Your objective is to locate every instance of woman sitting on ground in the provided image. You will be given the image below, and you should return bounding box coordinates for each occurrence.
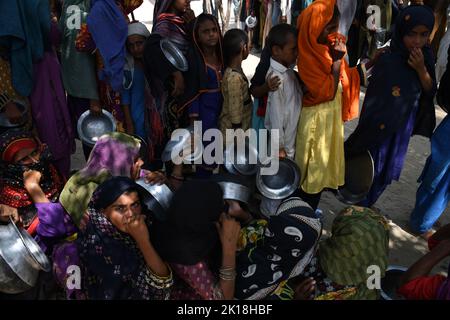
[398,223,450,300]
[77,176,173,300]
[0,130,64,234]
[295,206,390,300]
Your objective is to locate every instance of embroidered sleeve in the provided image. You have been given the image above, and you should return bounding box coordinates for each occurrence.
[135,263,173,300]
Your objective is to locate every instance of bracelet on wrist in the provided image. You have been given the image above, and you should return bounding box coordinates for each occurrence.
[219,266,236,281]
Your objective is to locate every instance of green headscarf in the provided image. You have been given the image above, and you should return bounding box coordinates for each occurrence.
[319,206,390,300]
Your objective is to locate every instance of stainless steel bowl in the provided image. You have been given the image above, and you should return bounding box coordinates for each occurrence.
[223,140,259,176]
[160,38,188,72]
[217,182,251,204]
[380,266,408,300]
[0,219,51,294]
[77,110,117,147]
[335,150,374,205]
[245,15,258,29]
[135,179,174,221]
[0,101,28,128]
[161,126,203,163]
[256,157,300,200]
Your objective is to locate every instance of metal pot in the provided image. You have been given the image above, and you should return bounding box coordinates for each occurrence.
[335,150,374,205]
[77,110,117,147]
[256,157,300,200]
[217,182,251,204]
[380,266,408,300]
[160,38,188,72]
[223,140,259,176]
[135,179,174,221]
[0,218,51,294]
[161,126,203,163]
[0,100,28,129]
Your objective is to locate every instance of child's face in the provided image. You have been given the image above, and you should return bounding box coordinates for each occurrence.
[273,34,298,67]
[127,35,146,59]
[403,25,430,52]
[197,19,219,49]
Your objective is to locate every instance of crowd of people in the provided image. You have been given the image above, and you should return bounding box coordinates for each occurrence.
[0,0,449,300]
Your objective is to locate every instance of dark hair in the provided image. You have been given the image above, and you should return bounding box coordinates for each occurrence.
[194,13,220,40]
[193,13,223,62]
[267,24,297,51]
[223,29,248,66]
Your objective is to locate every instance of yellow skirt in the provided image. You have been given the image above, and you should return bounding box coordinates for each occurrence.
[295,90,345,194]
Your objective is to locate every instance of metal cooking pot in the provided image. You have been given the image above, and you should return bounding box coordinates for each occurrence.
[144,34,188,83]
[223,140,259,176]
[0,100,28,129]
[335,150,374,205]
[380,266,408,300]
[217,182,251,204]
[0,218,51,294]
[160,38,188,72]
[256,157,300,200]
[161,126,203,163]
[77,110,116,147]
[135,179,174,221]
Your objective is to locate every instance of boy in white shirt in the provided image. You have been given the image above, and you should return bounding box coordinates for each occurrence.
[264,23,302,160]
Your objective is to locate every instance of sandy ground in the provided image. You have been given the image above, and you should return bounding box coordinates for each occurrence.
[71,1,450,275]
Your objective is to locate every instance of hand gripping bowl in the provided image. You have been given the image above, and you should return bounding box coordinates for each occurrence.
[0,217,51,294]
[160,38,188,72]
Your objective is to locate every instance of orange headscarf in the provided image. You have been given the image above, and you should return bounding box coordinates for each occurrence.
[297,0,360,121]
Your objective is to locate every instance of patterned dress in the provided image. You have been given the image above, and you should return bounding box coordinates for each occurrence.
[77,209,173,300]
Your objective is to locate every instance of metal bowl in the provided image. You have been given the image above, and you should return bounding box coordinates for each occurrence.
[217,182,251,204]
[223,140,259,176]
[161,126,203,163]
[0,101,28,129]
[245,15,258,29]
[380,266,408,300]
[256,157,300,200]
[135,179,174,221]
[77,110,117,147]
[335,150,374,205]
[160,38,188,72]
[0,218,51,294]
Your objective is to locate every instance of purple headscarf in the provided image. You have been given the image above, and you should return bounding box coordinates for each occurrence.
[59,132,141,227]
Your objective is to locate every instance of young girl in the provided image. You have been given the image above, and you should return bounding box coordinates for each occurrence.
[178,14,224,178]
[151,0,196,135]
[295,0,361,210]
[345,5,437,208]
[219,29,252,138]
